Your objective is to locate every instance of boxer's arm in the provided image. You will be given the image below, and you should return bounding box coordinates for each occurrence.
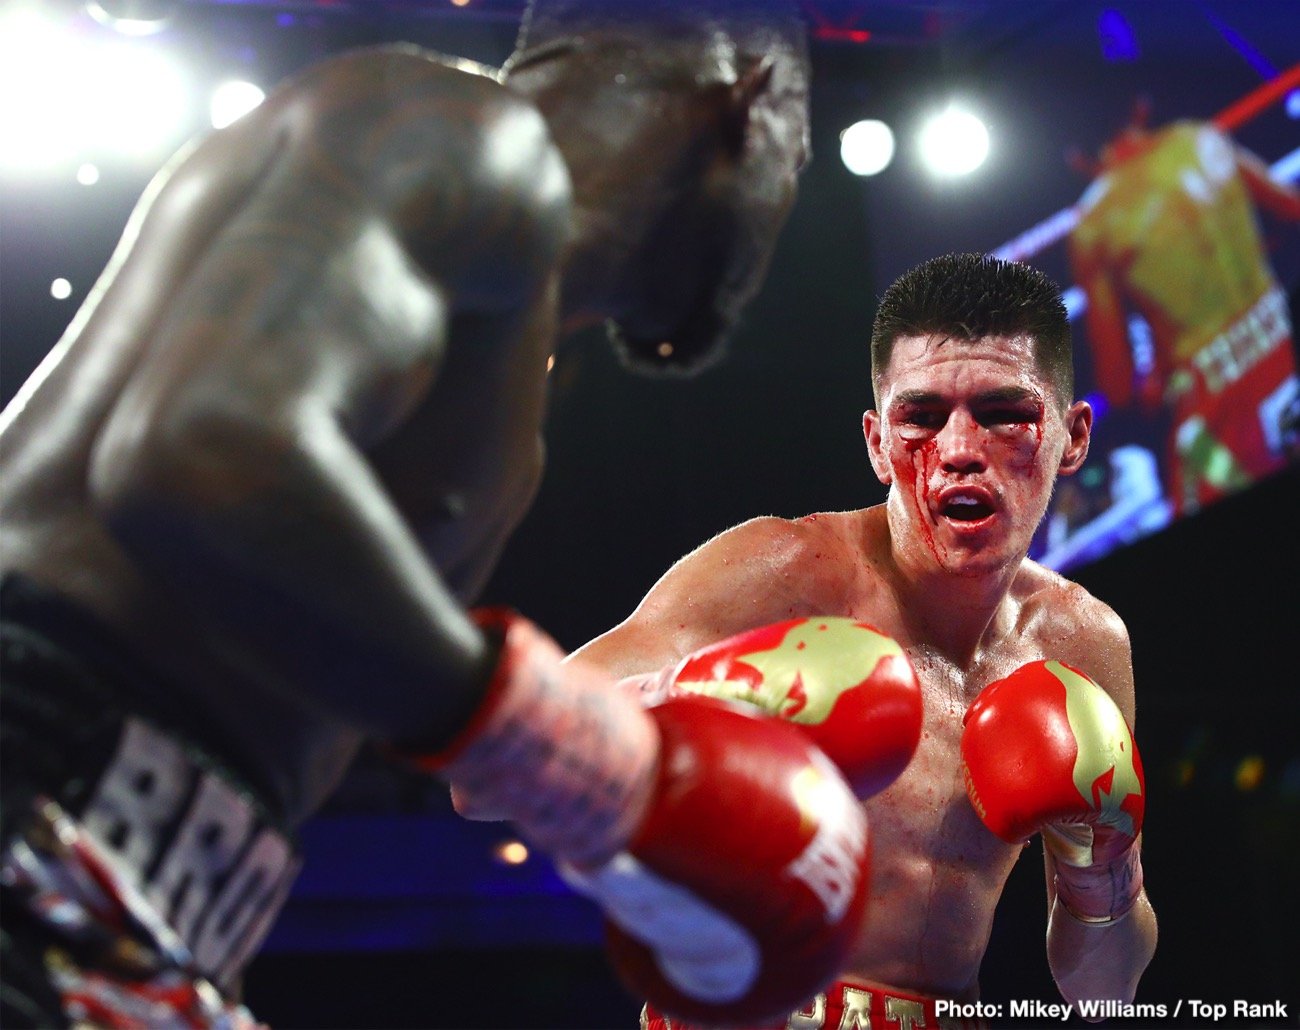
[571,515,826,681]
[1045,847,1157,1016]
[86,49,568,742]
[1042,605,1157,1012]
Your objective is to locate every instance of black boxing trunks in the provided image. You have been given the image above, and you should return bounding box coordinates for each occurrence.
[642,977,990,1030]
[0,575,298,1028]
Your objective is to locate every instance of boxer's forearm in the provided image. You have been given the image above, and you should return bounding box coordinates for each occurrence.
[91,399,491,739]
[1047,889,1157,1016]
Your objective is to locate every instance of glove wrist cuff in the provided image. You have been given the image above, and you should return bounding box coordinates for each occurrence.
[405,608,658,865]
[1057,893,1136,926]
[1053,843,1143,922]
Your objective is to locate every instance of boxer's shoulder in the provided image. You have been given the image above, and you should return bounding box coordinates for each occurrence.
[628,513,869,643]
[259,45,572,298]
[284,44,517,121]
[1015,560,1124,638]
[702,510,870,580]
[1013,560,1134,709]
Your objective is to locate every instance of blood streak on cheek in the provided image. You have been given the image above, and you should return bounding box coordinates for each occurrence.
[905,439,943,564]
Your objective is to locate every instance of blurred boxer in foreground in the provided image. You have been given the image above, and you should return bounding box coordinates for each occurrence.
[0,2,872,1026]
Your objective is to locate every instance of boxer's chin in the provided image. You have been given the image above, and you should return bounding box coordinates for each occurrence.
[605,304,736,378]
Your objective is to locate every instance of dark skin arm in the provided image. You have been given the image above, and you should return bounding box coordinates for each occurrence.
[85,47,570,743]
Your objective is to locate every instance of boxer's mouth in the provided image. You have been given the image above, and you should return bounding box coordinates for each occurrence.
[936,487,996,524]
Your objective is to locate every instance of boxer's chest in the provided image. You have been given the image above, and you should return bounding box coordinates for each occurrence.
[866,639,1047,861]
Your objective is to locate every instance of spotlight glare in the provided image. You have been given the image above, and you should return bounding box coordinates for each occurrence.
[51,278,73,300]
[839,119,895,177]
[0,21,191,170]
[0,11,80,170]
[918,105,990,178]
[85,1,175,36]
[77,163,101,185]
[96,44,191,155]
[494,840,529,865]
[210,79,266,129]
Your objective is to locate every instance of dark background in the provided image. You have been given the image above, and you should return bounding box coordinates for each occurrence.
[2,1,1297,1026]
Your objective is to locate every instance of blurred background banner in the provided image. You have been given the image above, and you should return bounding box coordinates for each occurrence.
[2,2,1296,1025]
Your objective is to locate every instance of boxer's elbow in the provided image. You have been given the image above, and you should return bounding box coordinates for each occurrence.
[89,395,297,564]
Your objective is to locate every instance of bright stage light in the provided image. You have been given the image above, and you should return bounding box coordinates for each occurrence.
[51,278,73,300]
[917,105,990,178]
[85,0,176,37]
[839,119,895,177]
[97,45,191,156]
[0,12,191,173]
[0,10,76,170]
[210,80,266,129]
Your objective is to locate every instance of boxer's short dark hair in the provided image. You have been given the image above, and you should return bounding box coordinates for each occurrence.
[871,253,1073,406]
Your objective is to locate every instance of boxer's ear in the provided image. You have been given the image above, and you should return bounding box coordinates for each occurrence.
[718,55,774,155]
[864,410,892,486]
[731,55,775,110]
[1057,400,1092,477]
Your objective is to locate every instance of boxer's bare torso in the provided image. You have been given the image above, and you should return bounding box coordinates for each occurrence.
[573,505,1133,999]
[2,22,811,829]
[0,50,566,822]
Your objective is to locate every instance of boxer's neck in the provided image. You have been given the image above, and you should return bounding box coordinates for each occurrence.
[881,502,1022,666]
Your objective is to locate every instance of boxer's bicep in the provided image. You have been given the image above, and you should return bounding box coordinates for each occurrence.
[1079,603,1137,728]
[1051,587,1137,727]
[572,517,811,678]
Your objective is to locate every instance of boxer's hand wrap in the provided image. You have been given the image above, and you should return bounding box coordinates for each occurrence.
[563,697,872,1027]
[961,660,1146,922]
[621,617,923,799]
[398,609,658,868]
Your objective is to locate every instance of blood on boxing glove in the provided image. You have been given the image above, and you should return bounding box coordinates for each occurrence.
[961,660,1146,920]
[561,697,872,1027]
[624,617,923,799]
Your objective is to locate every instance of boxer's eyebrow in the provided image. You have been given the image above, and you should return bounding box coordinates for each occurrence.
[971,386,1039,407]
[890,389,944,409]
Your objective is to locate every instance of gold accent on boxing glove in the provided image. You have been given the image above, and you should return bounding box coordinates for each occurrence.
[1050,661,1142,844]
[676,619,905,725]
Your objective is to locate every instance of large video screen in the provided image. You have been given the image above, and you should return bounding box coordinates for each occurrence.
[996,75,1300,571]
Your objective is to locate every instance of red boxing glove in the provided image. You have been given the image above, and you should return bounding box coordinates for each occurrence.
[562,697,871,1027]
[625,617,922,798]
[400,612,871,1024]
[961,660,1146,921]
